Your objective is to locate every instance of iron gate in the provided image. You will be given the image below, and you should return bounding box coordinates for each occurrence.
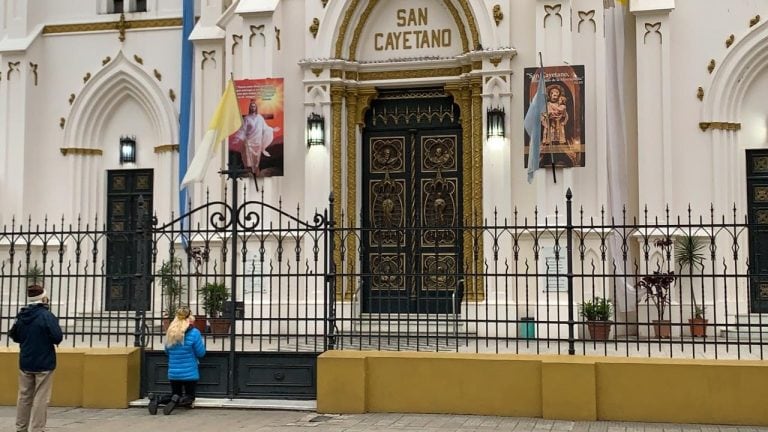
[138,174,334,400]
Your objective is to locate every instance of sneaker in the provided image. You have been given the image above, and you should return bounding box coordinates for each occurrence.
[147,393,158,415]
[179,395,195,408]
[163,394,180,415]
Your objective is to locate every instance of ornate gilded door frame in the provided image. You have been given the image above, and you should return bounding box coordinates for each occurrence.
[330,75,485,302]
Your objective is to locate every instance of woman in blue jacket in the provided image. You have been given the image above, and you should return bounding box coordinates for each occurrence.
[148,306,205,415]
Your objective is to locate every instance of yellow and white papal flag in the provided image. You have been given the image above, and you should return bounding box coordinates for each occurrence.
[181,80,242,188]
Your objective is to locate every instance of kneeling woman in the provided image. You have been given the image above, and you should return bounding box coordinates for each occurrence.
[149,306,206,415]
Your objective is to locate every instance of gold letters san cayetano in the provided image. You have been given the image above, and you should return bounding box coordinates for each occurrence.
[374,8,452,51]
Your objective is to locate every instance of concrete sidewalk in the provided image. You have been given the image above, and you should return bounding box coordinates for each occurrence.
[1,406,766,432]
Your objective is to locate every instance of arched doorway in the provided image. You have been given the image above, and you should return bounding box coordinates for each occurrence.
[361,87,463,313]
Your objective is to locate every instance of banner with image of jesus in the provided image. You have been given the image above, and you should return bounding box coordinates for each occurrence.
[228,78,284,177]
[523,65,585,169]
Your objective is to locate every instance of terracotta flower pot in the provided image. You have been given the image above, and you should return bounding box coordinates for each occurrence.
[192,315,208,333]
[586,321,612,340]
[652,319,672,338]
[209,318,231,335]
[688,318,708,337]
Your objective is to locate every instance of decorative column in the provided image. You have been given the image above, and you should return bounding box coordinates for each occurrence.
[631,0,675,218]
[534,0,574,218]
[0,51,30,221]
[236,0,280,206]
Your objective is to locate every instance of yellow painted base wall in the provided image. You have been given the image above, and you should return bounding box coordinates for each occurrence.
[0,347,141,408]
[318,351,768,426]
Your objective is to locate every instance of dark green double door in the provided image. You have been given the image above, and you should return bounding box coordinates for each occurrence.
[747,150,768,313]
[361,88,463,314]
[105,169,153,311]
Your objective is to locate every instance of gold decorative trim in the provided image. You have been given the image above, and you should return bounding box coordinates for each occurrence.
[357,67,464,81]
[118,13,127,41]
[330,69,343,79]
[59,118,66,129]
[153,69,162,81]
[349,0,380,61]
[707,59,715,74]
[699,122,741,132]
[442,0,470,53]
[334,0,361,58]
[60,147,103,156]
[83,72,91,83]
[330,84,344,300]
[69,93,75,105]
[311,67,323,77]
[345,89,359,299]
[750,15,760,27]
[154,144,179,153]
[102,56,111,66]
[309,18,320,39]
[169,89,176,102]
[489,57,502,67]
[43,17,182,35]
[492,4,503,26]
[133,54,144,65]
[696,87,704,101]
[725,34,735,48]
[470,76,484,301]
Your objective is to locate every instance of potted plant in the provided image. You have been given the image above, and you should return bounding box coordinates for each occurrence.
[157,258,185,330]
[638,269,675,338]
[675,234,708,337]
[201,281,230,334]
[689,306,707,337]
[580,297,613,340]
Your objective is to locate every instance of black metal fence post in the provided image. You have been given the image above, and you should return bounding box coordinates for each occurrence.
[566,189,575,355]
[134,196,149,348]
[326,193,337,350]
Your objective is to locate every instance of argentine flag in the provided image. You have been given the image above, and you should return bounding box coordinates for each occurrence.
[524,66,547,184]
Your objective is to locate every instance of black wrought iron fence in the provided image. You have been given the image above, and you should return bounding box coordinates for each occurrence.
[1,189,767,359]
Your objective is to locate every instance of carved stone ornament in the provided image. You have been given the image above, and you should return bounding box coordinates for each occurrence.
[133,54,144,65]
[102,56,111,66]
[707,59,715,74]
[311,67,323,77]
[7,61,20,80]
[577,10,596,33]
[169,89,176,102]
[117,13,127,42]
[59,118,66,129]
[489,57,502,67]
[69,93,76,105]
[275,27,281,50]
[492,5,503,26]
[321,0,328,7]
[309,18,320,39]
[83,72,92,83]
[750,15,761,27]
[725,34,735,48]
[231,34,242,55]
[201,50,216,69]
[696,87,704,101]
[154,69,162,81]
[29,62,38,86]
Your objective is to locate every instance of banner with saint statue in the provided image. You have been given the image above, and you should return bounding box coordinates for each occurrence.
[523,65,585,169]
[228,78,284,177]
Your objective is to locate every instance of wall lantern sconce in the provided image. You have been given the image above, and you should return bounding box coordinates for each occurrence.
[306,113,325,147]
[487,107,506,139]
[119,135,137,164]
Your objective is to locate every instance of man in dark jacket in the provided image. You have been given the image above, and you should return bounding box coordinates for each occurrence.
[9,284,63,432]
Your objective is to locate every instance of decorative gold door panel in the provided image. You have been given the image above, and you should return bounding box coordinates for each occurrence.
[361,88,462,313]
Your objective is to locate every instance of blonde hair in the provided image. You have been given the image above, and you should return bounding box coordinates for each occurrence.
[165,306,194,346]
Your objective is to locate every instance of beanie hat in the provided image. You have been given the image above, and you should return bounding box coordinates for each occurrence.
[27,284,47,303]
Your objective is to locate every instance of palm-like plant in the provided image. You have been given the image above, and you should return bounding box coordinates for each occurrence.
[675,234,706,316]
